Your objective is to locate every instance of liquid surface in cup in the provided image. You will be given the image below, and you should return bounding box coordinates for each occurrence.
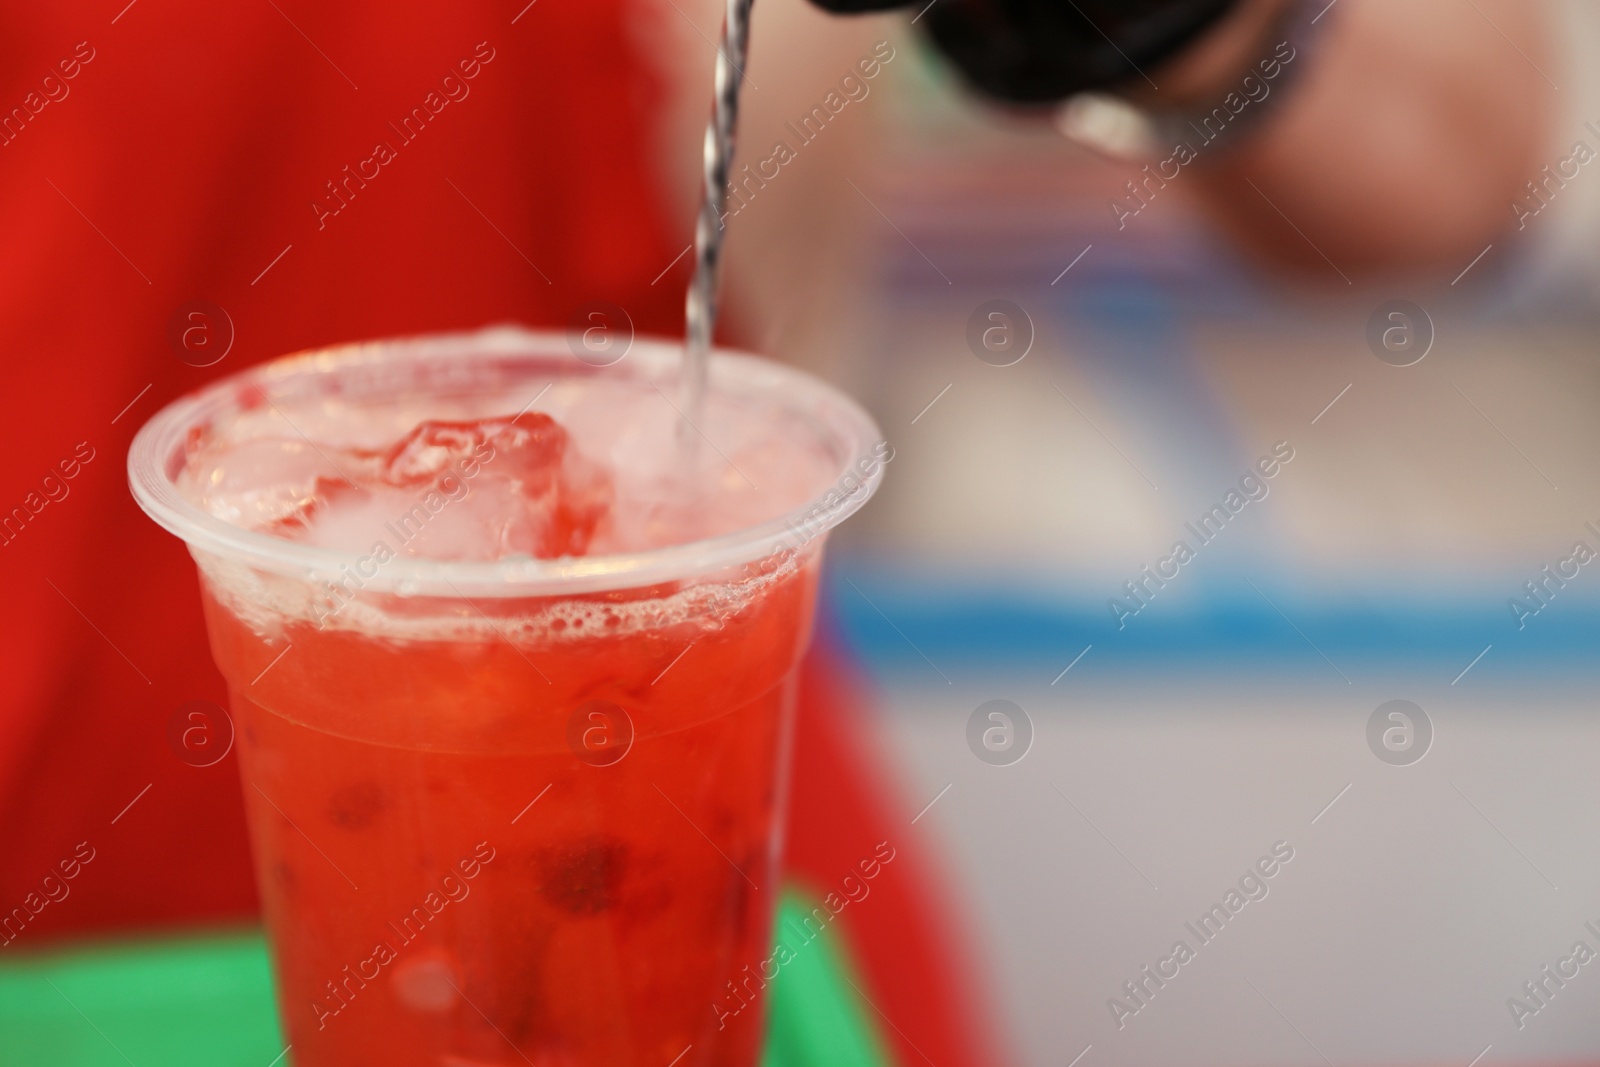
[183,376,841,1066]
[181,373,835,563]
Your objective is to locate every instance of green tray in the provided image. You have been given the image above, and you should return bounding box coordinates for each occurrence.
[0,892,888,1067]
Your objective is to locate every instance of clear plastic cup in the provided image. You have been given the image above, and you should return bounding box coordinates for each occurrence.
[127,326,884,1066]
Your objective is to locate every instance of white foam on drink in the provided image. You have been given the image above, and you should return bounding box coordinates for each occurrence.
[190,536,817,646]
[178,373,838,640]
[183,376,834,558]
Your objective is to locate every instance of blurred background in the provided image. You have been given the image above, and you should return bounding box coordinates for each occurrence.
[4,0,1600,1064]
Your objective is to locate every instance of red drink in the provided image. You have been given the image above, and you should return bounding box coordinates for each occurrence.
[205,556,814,1065]
[129,330,884,1066]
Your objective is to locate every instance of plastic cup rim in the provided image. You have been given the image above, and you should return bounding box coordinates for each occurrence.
[126,325,886,598]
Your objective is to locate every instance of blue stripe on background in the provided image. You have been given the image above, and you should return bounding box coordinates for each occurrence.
[822,556,1600,682]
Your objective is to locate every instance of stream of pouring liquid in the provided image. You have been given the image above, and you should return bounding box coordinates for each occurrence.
[679,0,756,454]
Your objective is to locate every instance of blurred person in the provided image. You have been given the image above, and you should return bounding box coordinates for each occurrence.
[1134,0,1556,281]
[816,0,1562,284]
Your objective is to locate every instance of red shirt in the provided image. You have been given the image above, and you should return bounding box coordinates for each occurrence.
[0,0,682,927]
